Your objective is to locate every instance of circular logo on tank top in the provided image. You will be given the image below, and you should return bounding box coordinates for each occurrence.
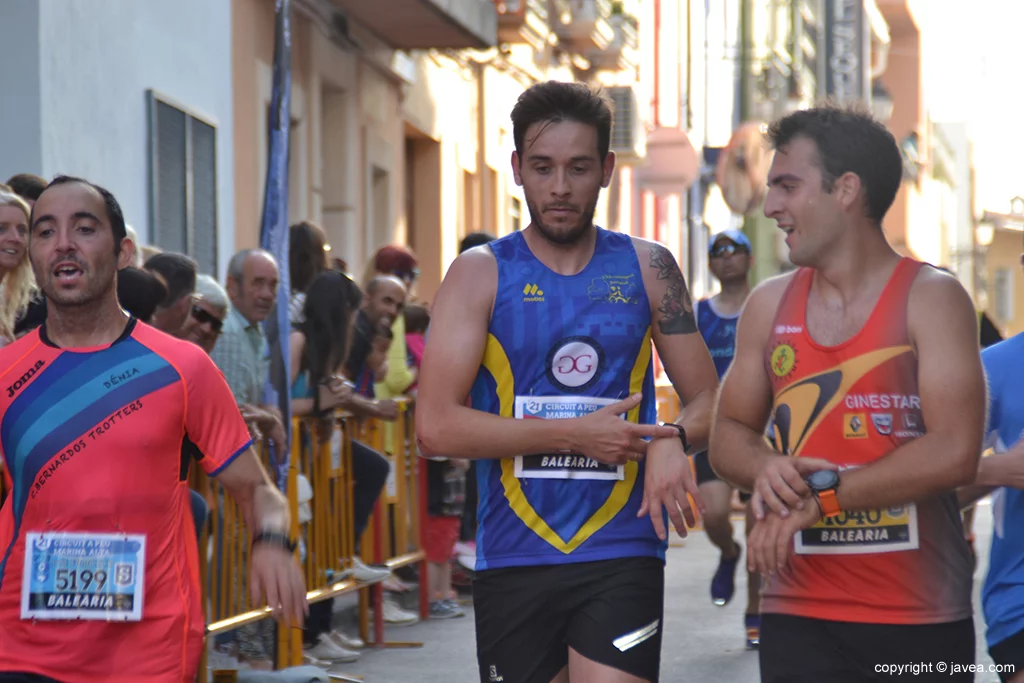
[770,342,797,378]
[547,336,605,392]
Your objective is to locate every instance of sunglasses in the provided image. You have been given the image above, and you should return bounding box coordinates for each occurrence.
[710,242,749,259]
[191,305,223,333]
[394,268,420,282]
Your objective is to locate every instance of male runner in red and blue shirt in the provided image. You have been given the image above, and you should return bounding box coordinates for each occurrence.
[0,176,306,683]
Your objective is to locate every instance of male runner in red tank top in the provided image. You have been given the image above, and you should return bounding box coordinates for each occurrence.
[709,106,986,682]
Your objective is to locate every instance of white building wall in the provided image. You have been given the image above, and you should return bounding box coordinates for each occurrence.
[8,0,236,277]
[935,121,974,297]
[0,0,43,179]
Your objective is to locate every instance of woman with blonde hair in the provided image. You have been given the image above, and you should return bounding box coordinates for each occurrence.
[0,188,37,344]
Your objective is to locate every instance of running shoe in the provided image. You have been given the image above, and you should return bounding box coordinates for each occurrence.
[745,613,761,650]
[711,542,741,606]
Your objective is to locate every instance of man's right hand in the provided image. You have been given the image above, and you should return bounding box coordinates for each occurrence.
[750,456,839,520]
[574,394,680,466]
[375,399,400,422]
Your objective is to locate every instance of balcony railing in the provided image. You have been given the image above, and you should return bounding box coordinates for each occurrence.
[587,11,638,70]
[493,0,550,46]
[551,0,615,54]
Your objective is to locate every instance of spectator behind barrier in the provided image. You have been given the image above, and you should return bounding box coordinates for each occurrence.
[124,225,145,268]
[364,245,418,404]
[403,303,430,395]
[5,172,47,207]
[289,220,330,325]
[289,271,404,656]
[0,188,38,344]
[181,274,229,354]
[207,248,286,669]
[145,251,198,336]
[116,266,168,323]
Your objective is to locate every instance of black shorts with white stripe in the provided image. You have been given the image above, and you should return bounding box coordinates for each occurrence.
[473,556,664,683]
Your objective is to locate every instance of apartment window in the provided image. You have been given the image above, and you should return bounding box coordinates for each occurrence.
[994,268,1014,324]
[510,197,522,232]
[148,91,218,275]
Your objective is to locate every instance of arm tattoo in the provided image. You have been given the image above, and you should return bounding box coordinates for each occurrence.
[648,244,698,335]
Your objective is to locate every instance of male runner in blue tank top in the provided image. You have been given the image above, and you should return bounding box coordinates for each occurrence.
[417,81,720,683]
[691,229,762,649]
[958,325,1024,682]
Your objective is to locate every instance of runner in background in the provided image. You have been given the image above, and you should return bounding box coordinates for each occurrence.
[691,228,762,649]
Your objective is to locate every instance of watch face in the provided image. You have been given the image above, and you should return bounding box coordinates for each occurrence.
[807,468,839,490]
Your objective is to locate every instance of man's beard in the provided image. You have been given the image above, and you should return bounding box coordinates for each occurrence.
[526,198,597,246]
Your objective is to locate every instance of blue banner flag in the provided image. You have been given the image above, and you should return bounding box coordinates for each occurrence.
[260,0,292,485]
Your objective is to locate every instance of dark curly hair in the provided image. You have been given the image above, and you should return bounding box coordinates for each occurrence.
[511,81,614,161]
[767,103,902,224]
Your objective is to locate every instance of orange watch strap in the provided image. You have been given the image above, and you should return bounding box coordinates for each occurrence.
[816,489,841,518]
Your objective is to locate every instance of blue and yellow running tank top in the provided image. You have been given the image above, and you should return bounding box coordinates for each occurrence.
[471,228,664,570]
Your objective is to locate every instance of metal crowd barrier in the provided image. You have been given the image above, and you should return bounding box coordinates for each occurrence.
[192,398,428,681]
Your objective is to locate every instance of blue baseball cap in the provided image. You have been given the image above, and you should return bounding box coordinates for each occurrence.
[708,229,752,255]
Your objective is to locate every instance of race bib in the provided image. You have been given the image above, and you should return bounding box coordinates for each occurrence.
[513,396,623,481]
[21,532,146,621]
[794,503,919,555]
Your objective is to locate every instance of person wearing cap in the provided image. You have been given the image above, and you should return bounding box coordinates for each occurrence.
[691,228,762,649]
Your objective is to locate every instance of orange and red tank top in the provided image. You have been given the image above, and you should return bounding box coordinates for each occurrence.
[762,258,972,625]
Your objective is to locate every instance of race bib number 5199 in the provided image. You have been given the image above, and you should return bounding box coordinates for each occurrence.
[21,532,145,621]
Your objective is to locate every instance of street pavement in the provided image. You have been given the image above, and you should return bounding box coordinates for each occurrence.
[329,499,1002,682]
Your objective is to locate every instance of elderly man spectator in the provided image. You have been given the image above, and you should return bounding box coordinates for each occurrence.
[145,252,198,335]
[210,248,286,447]
[182,274,228,354]
[208,249,285,669]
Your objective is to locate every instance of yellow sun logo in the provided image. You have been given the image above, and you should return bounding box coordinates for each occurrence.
[770,343,796,378]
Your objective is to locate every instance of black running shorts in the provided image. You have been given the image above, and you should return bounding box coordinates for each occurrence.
[474,557,664,683]
[989,628,1024,682]
[0,674,63,683]
[760,613,975,683]
[692,451,750,503]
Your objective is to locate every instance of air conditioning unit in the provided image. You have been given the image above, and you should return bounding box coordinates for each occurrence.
[606,86,645,162]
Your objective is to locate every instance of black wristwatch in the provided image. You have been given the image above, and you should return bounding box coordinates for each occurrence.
[658,422,690,453]
[252,530,297,554]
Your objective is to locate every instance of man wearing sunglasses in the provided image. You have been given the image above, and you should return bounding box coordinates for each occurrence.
[181,274,229,354]
[691,229,762,649]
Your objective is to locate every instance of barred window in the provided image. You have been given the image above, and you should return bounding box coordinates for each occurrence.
[148,91,218,275]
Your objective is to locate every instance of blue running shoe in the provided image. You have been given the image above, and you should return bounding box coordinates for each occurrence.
[710,542,741,606]
[745,613,761,650]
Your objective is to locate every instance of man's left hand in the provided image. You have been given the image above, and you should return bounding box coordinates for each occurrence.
[637,436,704,540]
[250,541,308,627]
[746,498,821,575]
